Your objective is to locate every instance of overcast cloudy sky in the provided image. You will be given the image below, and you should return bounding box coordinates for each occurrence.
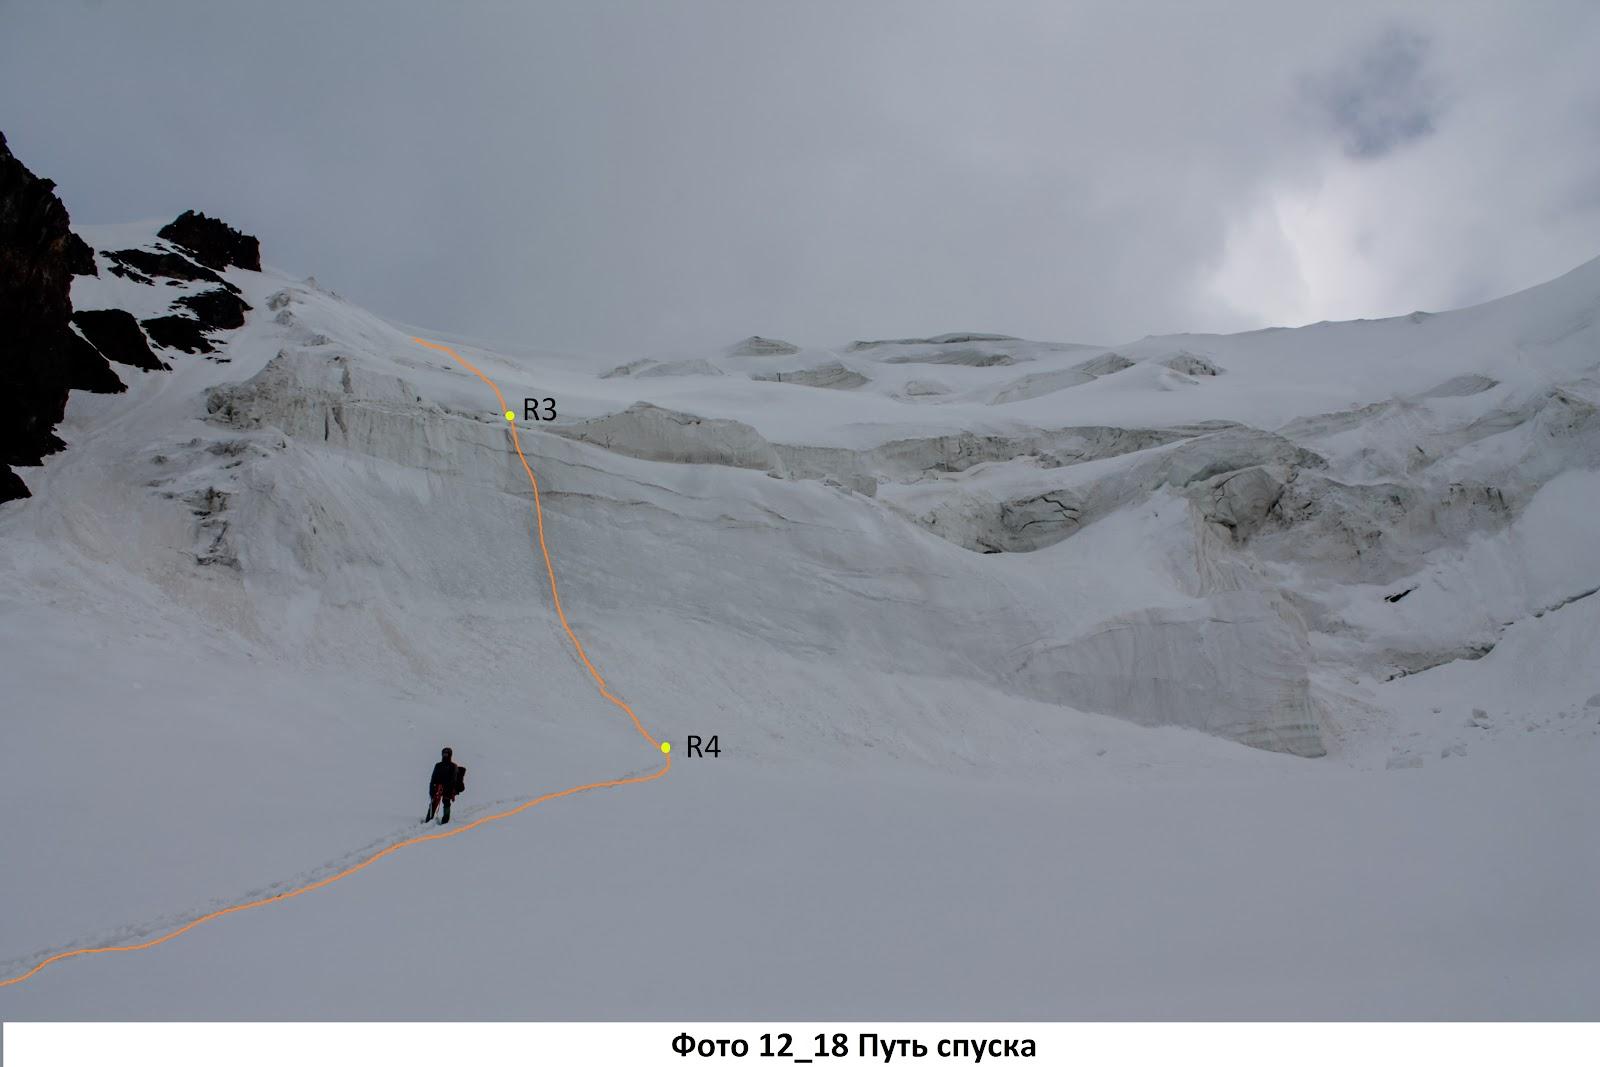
[4,1,1598,355]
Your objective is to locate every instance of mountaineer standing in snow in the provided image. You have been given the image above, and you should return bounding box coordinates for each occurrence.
[423,746,465,825]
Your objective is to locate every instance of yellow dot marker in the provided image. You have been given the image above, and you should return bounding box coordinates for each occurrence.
[504,410,516,421]
[660,741,671,754]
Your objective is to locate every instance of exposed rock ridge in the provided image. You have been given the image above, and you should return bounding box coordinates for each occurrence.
[0,130,262,502]
[1,130,121,502]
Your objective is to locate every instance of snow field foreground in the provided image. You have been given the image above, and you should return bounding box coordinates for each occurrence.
[2,228,1600,1016]
[6,748,1597,1019]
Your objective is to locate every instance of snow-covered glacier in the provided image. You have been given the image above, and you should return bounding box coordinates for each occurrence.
[3,217,1599,1018]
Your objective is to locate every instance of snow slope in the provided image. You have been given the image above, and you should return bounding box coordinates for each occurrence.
[2,229,1598,1019]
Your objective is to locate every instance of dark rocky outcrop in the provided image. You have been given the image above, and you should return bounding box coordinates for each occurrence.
[72,308,167,371]
[106,246,254,359]
[176,286,249,330]
[157,209,261,272]
[1,131,123,502]
[61,326,128,396]
[103,247,239,293]
[66,231,97,277]
[142,315,217,354]
[1,137,259,502]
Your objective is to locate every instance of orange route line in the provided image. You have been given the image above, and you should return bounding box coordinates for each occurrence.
[0,336,669,990]
[412,337,659,749]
